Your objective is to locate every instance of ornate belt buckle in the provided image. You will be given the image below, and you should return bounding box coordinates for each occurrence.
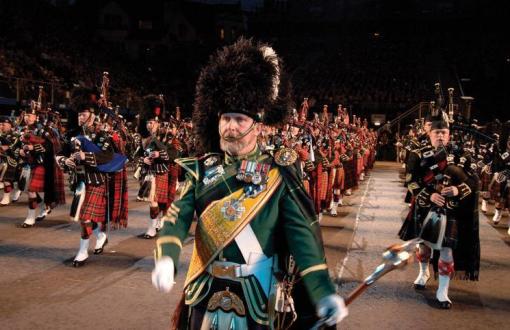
[207,287,246,316]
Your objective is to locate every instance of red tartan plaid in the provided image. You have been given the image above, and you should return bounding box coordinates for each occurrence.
[325,167,345,202]
[325,168,335,204]
[303,180,310,195]
[495,186,510,209]
[310,167,321,213]
[479,170,492,192]
[489,177,502,201]
[356,157,364,176]
[28,165,45,192]
[54,164,66,205]
[155,173,169,204]
[111,168,129,228]
[80,184,107,223]
[319,170,329,201]
[167,164,179,205]
[334,167,345,190]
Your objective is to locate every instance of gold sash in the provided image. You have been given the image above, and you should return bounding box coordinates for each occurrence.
[185,168,282,287]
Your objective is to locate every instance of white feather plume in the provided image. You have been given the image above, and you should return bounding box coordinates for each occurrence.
[260,45,280,101]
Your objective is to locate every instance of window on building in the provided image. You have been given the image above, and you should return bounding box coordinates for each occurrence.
[219,28,225,40]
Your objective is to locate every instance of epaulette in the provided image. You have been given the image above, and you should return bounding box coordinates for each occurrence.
[175,156,200,181]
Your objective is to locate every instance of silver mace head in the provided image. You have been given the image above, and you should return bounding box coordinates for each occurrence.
[364,238,420,285]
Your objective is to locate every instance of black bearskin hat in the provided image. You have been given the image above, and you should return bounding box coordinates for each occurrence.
[141,94,164,122]
[137,94,164,138]
[70,88,99,114]
[192,37,292,154]
[429,107,450,130]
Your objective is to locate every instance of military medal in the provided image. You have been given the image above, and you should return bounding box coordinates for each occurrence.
[203,165,225,185]
[252,163,263,185]
[236,160,247,181]
[244,184,266,198]
[244,161,256,183]
[221,199,245,221]
[204,155,219,167]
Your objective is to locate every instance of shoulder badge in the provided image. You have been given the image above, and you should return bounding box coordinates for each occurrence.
[175,156,200,181]
[274,147,298,166]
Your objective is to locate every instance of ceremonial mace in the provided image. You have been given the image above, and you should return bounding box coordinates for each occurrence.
[312,238,421,329]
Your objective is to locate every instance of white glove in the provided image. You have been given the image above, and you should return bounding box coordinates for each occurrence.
[316,294,348,326]
[151,256,175,293]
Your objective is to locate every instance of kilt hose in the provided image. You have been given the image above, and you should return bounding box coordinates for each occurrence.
[80,183,107,223]
[28,165,45,192]
[110,168,128,228]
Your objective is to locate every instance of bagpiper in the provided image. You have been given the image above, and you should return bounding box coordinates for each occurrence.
[0,115,18,206]
[57,89,126,267]
[136,95,172,239]
[399,106,480,309]
[18,88,65,228]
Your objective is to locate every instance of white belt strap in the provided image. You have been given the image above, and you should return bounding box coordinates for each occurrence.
[233,224,273,296]
[234,224,265,265]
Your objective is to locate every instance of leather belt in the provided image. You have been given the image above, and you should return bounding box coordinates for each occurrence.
[207,257,273,280]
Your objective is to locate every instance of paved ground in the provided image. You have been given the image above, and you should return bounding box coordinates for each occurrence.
[0,162,509,329]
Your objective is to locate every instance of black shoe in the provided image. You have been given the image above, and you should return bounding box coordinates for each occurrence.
[414,284,426,290]
[36,208,52,222]
[437,299,452,309]
[94,239,108,255]
[21,223,34,228]
[73,258,87,267]
[143,233,156,239]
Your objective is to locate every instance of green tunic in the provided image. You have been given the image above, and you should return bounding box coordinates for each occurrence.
[155,147,335,327]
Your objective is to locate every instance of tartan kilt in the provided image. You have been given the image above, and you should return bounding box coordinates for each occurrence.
[489,176,503,201]
[356,157,364,176]
[303,179,311,195]
[80,184,107,223]
[111,169,128,228]
[155,172,169,204]
[319,170,329,201]
[325,168,336,204]
[334,167,345,190]
[343,159,356,190]
[28,165,45,192]
[167,164,179,205]
[479,170,492,192]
